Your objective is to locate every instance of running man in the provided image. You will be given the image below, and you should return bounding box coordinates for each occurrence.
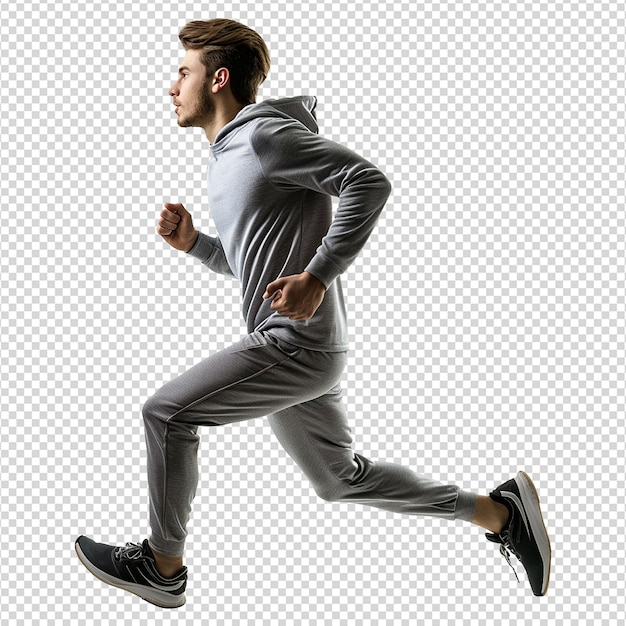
[75,18,551,606]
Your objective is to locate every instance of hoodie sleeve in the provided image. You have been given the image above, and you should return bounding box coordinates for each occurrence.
[250,120,392,288]
[186,231,235,277]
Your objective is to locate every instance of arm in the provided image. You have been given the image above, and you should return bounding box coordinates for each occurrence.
[157,203,235,277]
[186,231,235,277]
[255,120,392,320]
[252,121,392,289]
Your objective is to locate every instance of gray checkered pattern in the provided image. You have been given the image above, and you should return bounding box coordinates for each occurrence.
[1,1,624,624]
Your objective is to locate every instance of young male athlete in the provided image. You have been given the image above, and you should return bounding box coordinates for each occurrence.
[75,18,551,606]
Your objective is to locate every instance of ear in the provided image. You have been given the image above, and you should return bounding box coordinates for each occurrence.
[211,67,230,93]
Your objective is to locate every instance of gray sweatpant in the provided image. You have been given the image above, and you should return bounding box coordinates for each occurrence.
[142,331,478,557]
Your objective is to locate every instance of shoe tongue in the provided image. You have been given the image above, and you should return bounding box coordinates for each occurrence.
[142,539,155,559]
[485,532,502,543]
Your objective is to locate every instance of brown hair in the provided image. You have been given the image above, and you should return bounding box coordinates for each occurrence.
[178,19,270,105]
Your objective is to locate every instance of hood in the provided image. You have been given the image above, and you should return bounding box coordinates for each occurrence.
[213,95,319,144]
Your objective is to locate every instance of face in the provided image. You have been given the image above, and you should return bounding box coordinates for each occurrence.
[169,49,215,128]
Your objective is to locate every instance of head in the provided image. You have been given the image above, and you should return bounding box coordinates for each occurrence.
[169,19,270,132]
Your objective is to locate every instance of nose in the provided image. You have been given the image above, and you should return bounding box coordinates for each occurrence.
[169,81,179,97]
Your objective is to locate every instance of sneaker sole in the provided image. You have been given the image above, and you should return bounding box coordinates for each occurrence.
[515,471,551,596]
[74,542,186,608]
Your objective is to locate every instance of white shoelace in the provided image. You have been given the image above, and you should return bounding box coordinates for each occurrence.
[114,542,144,561]
[498,531,520,583]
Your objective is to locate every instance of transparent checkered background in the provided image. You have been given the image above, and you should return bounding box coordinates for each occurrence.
[1,1,624,624]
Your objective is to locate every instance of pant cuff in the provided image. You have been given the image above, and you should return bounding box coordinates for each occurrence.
[454,489,478,522]
[148,535,186,558]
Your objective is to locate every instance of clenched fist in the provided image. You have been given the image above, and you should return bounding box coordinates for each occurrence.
[263,272,326,321]
[157,203,199,252]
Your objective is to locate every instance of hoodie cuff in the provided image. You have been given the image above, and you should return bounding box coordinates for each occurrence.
[304,253,344,290]
[186,231,215,262]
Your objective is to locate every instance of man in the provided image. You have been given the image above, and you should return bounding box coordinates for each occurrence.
[75,18,551,607]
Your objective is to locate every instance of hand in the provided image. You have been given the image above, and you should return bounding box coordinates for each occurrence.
[157,203,199,252]
[263,272,326,321]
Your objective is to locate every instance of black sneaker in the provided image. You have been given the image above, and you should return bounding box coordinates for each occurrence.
[75,536,187,608]
[485,471,551,596]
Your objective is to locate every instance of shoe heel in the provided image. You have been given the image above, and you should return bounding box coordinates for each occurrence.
[516,471,551,596]
[519,471,540,503]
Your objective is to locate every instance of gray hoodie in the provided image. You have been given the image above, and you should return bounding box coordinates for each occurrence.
[187,95,392,352]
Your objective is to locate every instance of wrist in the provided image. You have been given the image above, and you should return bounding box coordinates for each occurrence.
[302,271,326,292]
[185,230,199,253]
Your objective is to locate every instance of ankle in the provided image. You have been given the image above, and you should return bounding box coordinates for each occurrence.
[152,550,184,578]
[491,500,510,534]
[471,495,510,534]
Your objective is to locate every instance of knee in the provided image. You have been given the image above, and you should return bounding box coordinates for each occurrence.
[312,481,342,503]
[310,456,371,503]
[141,390,167,425]
[310,471,356,503]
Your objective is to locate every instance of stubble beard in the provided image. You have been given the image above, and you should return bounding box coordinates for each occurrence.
[178,83,215,129]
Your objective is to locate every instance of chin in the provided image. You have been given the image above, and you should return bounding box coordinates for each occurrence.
[178,113,200,128]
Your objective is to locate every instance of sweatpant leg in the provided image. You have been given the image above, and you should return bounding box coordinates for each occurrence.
[141,331,345,557]
[268,380,478,521]
[143,330,477,557]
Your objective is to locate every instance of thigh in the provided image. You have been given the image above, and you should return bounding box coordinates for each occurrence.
[146,332,345,427]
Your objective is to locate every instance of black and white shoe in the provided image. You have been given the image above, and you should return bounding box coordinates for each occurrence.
[485,471,551,596]
[75,536,187,608]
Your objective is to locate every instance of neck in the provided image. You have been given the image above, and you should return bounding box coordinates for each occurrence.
[204,101,248,143]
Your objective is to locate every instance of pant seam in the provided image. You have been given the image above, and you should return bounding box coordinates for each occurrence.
[161,421,170,547]
[165,355,288,425]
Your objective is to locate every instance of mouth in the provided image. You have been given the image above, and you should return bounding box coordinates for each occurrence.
[175,106,180,114]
